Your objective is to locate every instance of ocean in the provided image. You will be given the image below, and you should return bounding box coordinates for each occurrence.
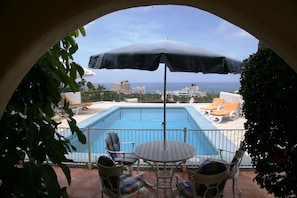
[98,82,241,94]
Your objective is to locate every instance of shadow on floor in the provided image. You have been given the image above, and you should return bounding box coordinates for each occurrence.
[54,167,275,198]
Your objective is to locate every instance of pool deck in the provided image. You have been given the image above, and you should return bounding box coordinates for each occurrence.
[54,167,274,198]
[56,101,246,130]
[54,102,276,197]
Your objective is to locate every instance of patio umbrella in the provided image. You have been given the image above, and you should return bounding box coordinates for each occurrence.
[77,67,96,79]
[88,39,242,150]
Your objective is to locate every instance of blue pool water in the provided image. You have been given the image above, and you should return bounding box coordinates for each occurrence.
[71,106,218,155]
[91,107,200,129]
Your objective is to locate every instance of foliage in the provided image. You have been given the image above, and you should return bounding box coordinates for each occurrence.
[81,90,216,103]
[0,28,87,197]
[77,79,87,91]
[240,48,297,197]
[80,82,216,103]
[86,82,96,90]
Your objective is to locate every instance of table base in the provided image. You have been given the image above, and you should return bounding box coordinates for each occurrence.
[144,160,184,197]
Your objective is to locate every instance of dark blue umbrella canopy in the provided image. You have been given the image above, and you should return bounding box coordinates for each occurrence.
[88,39,242,74]
[88,39,242,150]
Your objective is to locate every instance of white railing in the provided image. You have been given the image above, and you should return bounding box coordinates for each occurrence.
[57,127,252,169]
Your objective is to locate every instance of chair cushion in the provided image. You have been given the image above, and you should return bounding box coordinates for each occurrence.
[120,174,142,195]
[113,153,138,165]
[97,156,119,191]
[230,150,244,172]
[200,98,224,111]
[176,180,194,198]
[98,156,115,167]
[196,159,227,197]
[106,132,121,158]
[229,141,245,172]
[197,159,227,175]
[176,159,227,197]
[238,141,246,151]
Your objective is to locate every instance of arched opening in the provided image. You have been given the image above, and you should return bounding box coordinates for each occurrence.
[1,1,297,116]
[74,5,258,86]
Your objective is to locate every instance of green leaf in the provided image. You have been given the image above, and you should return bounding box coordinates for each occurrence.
[241,48,297,197]
[68,119,86,144]
[60,187,70,198]
[39,164,61,197]
[22,162,42,197]
[59,163,71,185]
[79,27,86,36]
[0,27,86,197]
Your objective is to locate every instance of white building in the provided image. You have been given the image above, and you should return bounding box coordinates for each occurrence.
[157,84,206,97]
[132,86,145,94]
[111,80,131,94]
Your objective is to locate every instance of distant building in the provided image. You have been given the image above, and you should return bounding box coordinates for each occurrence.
[111,80,131,94]
[132,86,145,94]
[157,83,206,97]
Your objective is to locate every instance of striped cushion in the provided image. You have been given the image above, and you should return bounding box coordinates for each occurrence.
[230,141,245,170]
[120,174,143,195]
[230,149,244,173]
[114,153,138,165]
[106,132,138,165]
[177,159,227,197]
[106,132,121,159]
[176,181,194,198]
[196,159,227,196]
[197,159,226,175]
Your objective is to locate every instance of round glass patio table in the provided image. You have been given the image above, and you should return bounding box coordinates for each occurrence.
[135,141,195,197]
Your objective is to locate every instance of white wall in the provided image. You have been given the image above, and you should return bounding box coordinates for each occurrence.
[219,92,243,104]
[64,92,81,104]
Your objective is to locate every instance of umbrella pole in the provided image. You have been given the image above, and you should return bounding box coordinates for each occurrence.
[163,64,167,150]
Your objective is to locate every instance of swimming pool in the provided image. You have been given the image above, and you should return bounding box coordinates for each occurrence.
[87,107,205,129]
[69,106,219,155]
[78,106,217,129]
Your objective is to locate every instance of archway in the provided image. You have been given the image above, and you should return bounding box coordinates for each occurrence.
[1,1,297,117]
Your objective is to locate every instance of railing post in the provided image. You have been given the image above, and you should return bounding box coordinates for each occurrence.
[182,128,187,172]
[87,127,92,169]
[183,128,187,143]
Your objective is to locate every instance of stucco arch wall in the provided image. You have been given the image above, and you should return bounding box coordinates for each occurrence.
[1,0,297,117]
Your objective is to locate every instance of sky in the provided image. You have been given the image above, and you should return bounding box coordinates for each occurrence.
[73,5,259,84]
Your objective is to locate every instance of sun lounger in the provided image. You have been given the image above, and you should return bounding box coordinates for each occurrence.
[209,101,240,123]
[61,93,92,115]
[200,98,225,115]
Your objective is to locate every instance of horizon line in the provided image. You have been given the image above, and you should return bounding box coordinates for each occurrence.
[87,81,241,84]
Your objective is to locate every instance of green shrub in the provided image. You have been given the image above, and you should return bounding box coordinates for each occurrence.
[240,48,297,197]
[0,28,86,197]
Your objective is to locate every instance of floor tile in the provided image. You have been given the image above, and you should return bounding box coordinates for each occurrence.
[54,167,275,198]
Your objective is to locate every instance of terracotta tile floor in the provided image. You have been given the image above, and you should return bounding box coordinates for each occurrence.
[54,166,275,198]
